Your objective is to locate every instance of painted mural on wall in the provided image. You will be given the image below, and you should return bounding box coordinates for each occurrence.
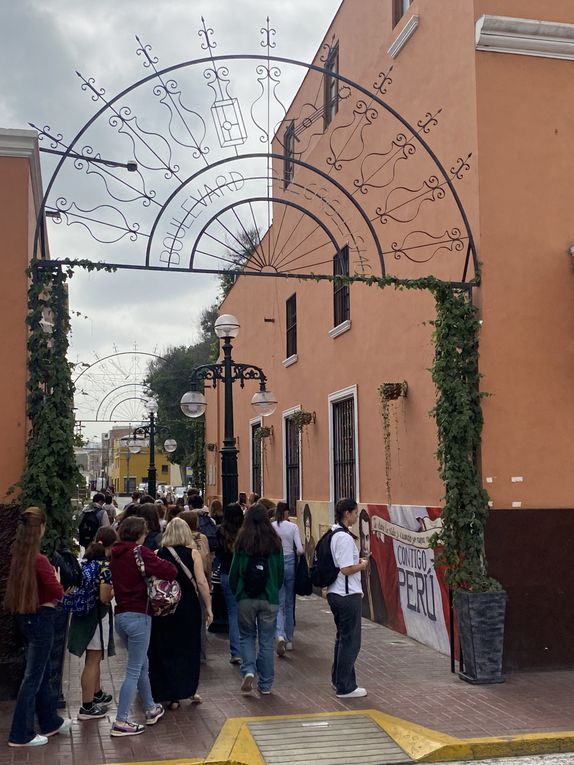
[359,504,450,654]
[296,500,450,654]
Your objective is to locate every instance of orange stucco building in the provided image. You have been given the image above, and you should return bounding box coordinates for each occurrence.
[204,0,574,668]
[0,130,44,501]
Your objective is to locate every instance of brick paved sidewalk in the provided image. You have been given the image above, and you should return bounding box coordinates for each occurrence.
[1,595,574,765]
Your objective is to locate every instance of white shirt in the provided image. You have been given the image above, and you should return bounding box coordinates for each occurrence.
[272,520,303,556]
[327,524,362,596]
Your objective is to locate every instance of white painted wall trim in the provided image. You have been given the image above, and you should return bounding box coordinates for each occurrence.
[248,416,262,494]
[327,384,360,508]
[328,319,351,339]
[475,15,574,60]
[0,128,44,219]
[388,14,420,59]
[282,353,298,368]
[281,405,303,505]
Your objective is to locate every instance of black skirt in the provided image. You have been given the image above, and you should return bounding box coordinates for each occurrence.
[148,546,202,701]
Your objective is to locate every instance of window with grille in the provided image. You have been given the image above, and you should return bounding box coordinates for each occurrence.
[251,422,262,496]
[286,293,297,358]
[324,43,339,129]
[283,120,295,188]
[393,0,412,26]
[161,464,168,474]
[333,245,350,327]
[285,416,300,514]
[332,396,356,503]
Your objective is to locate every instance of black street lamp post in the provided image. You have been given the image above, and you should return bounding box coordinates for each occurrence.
[128,400,177,497]
[180,314,277,509]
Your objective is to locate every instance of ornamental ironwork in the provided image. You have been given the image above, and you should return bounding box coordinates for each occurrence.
[32,18,478,286]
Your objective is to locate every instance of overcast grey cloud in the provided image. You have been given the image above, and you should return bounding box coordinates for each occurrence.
[1,0,341,437]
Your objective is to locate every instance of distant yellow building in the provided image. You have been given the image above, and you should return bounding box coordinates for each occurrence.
[110,439,174,494]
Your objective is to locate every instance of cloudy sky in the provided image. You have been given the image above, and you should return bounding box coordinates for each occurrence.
[1,0,341,437]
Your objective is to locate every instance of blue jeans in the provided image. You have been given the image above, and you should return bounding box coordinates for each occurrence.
[114,612,155,721]
[276,554,296,642]
[237,599,278,692]
[221,573,240,658]
[9,608,64,744]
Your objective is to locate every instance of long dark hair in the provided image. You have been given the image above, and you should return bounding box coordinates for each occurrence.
[234,503,281,556]
[275,501,289,525]
[220,503,244,551]
[3,507,46,614]
[137,503,161,533]
[85,526,118,561]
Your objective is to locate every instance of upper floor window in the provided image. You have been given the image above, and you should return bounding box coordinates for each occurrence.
[333,245,350,327]
[324,42,339,129]
[286,293,297,358]
[283,121,295,188]
[393,0,412,27]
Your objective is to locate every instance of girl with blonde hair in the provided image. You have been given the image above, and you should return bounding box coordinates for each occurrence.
[148,518,213,709]
[4,507,71,747]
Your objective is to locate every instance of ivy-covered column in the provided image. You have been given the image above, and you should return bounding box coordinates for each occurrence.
[20,262,79,553]
[430,285,496,591]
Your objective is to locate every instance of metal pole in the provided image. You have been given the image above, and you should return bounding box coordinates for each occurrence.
[220,335,238,508]
[148,411,157,497]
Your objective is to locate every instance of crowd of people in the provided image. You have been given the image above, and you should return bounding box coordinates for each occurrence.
[3,491,369,747]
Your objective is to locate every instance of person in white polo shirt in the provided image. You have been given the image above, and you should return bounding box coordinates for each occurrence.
[327,498,369,699]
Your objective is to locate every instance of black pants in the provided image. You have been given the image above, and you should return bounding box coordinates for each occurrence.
[327,592,362,695]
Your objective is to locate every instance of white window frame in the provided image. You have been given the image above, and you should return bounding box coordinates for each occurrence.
[249,415,263,495]
[282,405,303,507]
[328,384,360,512]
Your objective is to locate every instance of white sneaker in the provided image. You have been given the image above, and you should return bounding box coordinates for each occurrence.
[286,641,294,651]
[45,718,73,737]
[241,673,255,693]
[8,734,48,747]
[276,636,286,657]
[336,687,368,699]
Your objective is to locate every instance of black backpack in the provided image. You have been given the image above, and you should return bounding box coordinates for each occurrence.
[51,549,83,590]
[243,555,269,598]
[310,526,349,588]
[78,509,100,548]
[199,514,218,552]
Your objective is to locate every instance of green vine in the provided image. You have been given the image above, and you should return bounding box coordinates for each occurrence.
[17,260,115,553]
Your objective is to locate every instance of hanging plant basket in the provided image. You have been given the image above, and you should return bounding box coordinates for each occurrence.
[380,381,408,401]
[290,409,316,433]
[254,425,273,444]
[206,442,217,452]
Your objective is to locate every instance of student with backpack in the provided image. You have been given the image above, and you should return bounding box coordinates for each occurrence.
[78,493,110,549]
[313,498,369,699]
[66,526,118,720]
[229,503,283,695]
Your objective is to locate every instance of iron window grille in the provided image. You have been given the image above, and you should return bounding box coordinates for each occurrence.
[332,396,356,503]
[283,120,295,188]
[333,245,350,327]
[251,422,262,496]
[393,0,412,27]
[324,42,340,129]
[285,416,300,514]
[286,293,297,358]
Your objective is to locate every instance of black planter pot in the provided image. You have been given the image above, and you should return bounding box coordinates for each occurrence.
[454,589,507,684]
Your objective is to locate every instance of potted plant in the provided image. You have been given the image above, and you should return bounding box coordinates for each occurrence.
[429,288,506,685]
[290,409,315,434]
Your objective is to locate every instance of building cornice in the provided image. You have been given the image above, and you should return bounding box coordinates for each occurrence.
[476,15,574,61]
[0,128,44,215]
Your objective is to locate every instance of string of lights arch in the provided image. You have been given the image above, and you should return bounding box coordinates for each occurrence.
[32,18,478,286]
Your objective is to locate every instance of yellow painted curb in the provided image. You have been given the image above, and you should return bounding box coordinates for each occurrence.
[203,709,574,764]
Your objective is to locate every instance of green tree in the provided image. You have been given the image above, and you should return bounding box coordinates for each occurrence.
[219,226,261,298]
[145,305,218,490]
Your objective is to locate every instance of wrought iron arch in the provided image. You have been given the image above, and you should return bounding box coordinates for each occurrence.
[33,22,478,285]
[73,351,166,383]
[95,382,149,421]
